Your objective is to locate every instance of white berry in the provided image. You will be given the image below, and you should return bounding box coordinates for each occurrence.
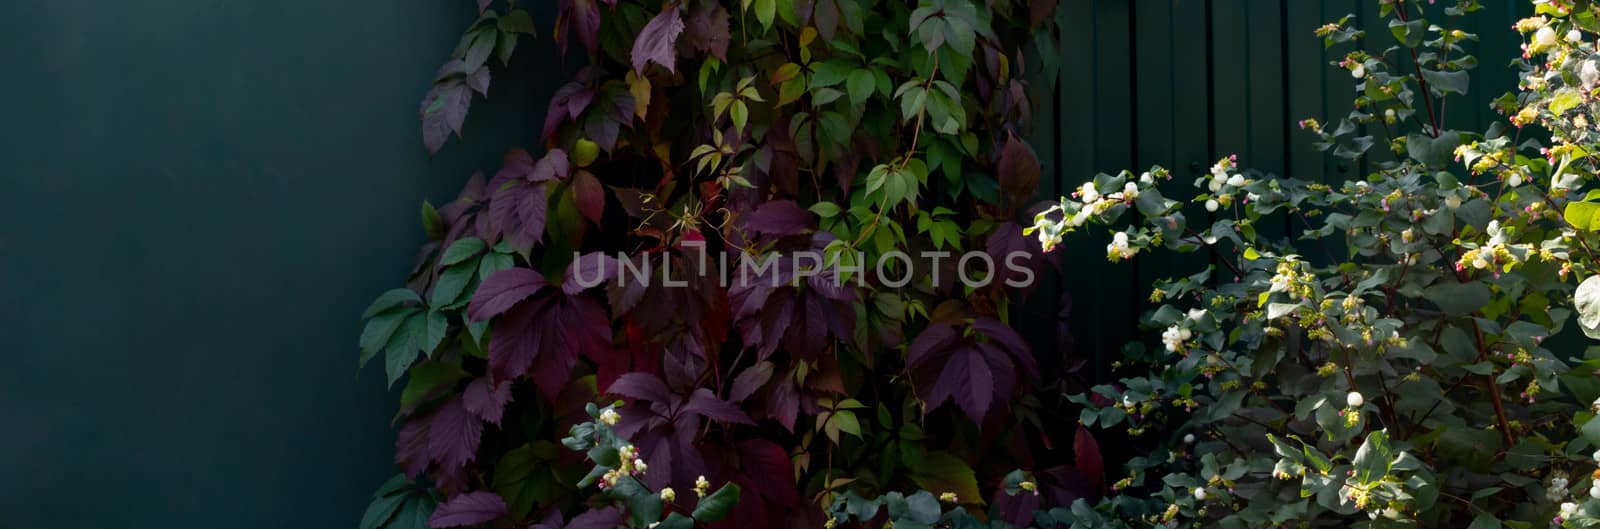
[1347,391,1365,408]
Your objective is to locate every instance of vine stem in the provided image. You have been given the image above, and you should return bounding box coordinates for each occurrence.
[1470,316,1517,451]
[1394,2,1442,137]
[853,52,939,248]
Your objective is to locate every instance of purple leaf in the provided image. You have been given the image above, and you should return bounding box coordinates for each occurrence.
[467,268,547,322]
[465,65,491,96]
[997,136,1041,214]
[739,200,814,236]
[729,361,775,402]
[683,388,754,424]
[933,345,993,422]
[427,491,507,528]
[605,372,673,403]
[486,295,549,384]
[557,0,603,55]
[476,0,491,14]
[395,416,431,479]
[986,222,1046,290]
[684,3,731,61]
[421,82,471,154]
[497,148,569,183]
[630,7,685,74]
[906,322,959,368]
[462,377,513,425]
[565,506,624,529]
[428,398,484,471]
[543,78,596,142]
[563,252,619,295]
[488,181,548,254]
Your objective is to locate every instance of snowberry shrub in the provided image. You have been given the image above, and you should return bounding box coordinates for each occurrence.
[1026,1,1600,527]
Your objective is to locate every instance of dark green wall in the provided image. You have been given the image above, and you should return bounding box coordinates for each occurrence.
[0,0,1527,527]
[0,2,557,527]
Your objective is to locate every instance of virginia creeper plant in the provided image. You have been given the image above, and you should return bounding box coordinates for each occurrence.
[357,1,1094,529]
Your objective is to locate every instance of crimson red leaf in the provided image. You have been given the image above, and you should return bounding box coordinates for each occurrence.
[605,372,673,403]
[1074,425,1104,492]
[462,377,513,425]
[997,136,1041,214]
[428,398,484,471]
[739,200,814,236]
[427,491,507,528]
[572,169,605,225]
[684,388,754,424]
[467,268,547,322]
[737,439,797,507]
[630,7,685,74]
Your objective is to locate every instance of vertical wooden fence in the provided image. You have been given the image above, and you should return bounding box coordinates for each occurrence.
[1024,0,1527,380]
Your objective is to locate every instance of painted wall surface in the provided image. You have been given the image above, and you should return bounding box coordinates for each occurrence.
[0,1,1523,527]
[0,2,558,527]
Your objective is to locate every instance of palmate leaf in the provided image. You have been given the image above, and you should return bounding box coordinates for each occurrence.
[467,256,617,398]
[996,136,1040,215]
[426,491,507,528]
[631,7,685,74]
[556,0,603,55]
[683,2,731,61]
[906,317,1037,423]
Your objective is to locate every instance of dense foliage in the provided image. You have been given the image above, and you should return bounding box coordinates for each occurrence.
[358,1,1092,529]
[1027,0,1600,527]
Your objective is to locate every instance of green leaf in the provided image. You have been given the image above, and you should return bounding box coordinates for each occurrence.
[1388,17,1426,47]
[692,483,741,522]
[754,0,776,28]
[431,262,477,306]
[658,513,694,529]
[810,60,855,89]
[384,313,429,387]
[903,491,941,523]
[441,237,486,266]
[809,202,842,218]
[360,309,412,368]
[1551,88,1583,115]
[1467,513,1502,529]
[359,493,407,529]
[1351,430,1393,484]
[847,69,876,105]
[906,451,980,505]
[1566,200,1600,231]
[495,442,560,519]
[1421,69,1470,95]
[399,361,467,413]
[420,201,444,240]
[1423,281,1489,317]
[362,289,422,319]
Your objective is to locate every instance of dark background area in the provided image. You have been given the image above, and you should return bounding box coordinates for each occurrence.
[0,0,1523,527]
[0,1,554,527]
